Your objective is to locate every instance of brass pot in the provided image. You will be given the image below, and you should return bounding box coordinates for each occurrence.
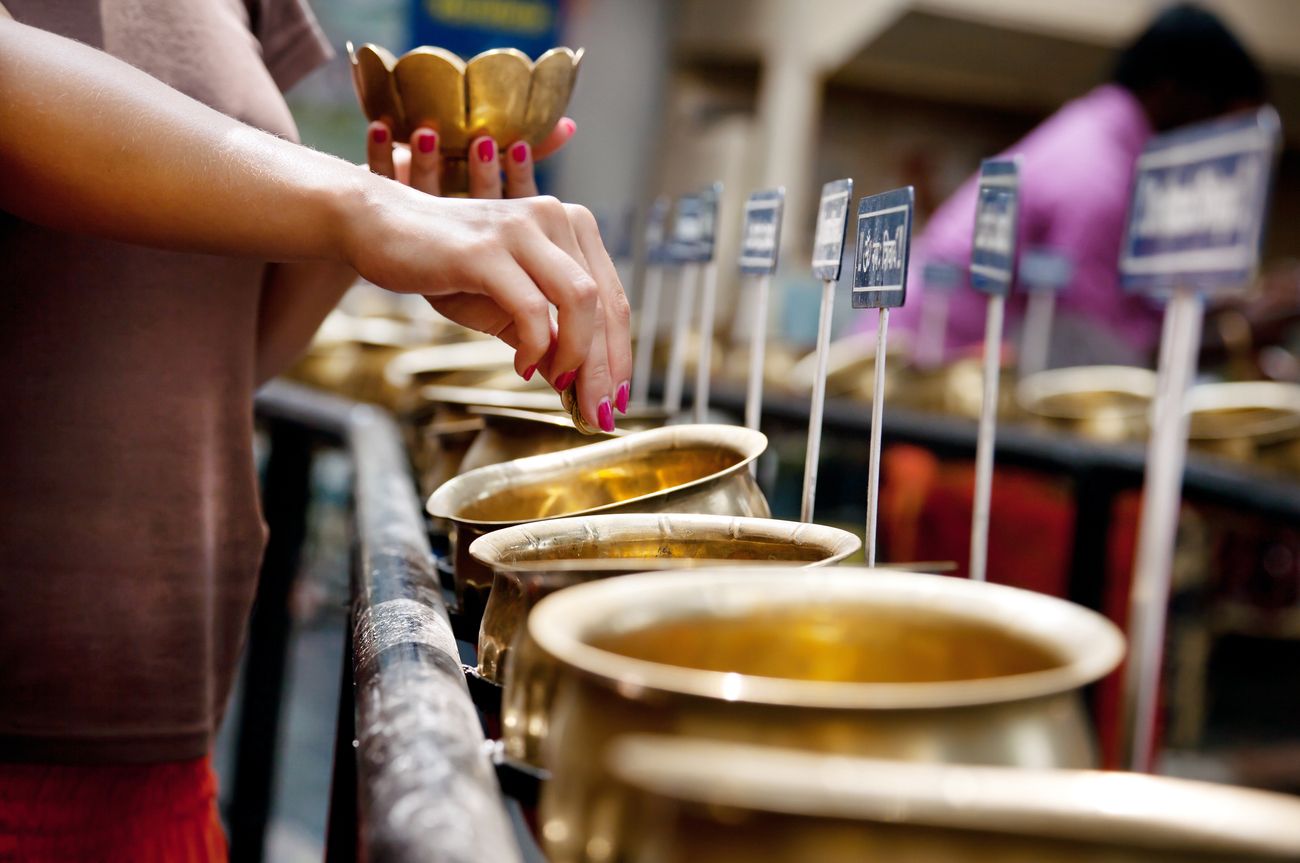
[458,406,620,476]
[383,339,517,413]
[892,358,1019,420]
[785,332,911,400]
[425,426,770,621]
[474,514,859,683]
[600,736,1300,863]
[1188,381,1300,475]
[523,567,1124,863]
[1017,365,1156,442]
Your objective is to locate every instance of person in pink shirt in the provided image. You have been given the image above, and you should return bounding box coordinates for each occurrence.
[893,4,1266,367]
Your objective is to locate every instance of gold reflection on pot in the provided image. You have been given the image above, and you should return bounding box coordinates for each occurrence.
[426,426,770,621]
[518,567,1124,863]
[1188,381,1300,475]
[474,514,859,683]
[1017,365,1155,442]
[599,736,1300,863]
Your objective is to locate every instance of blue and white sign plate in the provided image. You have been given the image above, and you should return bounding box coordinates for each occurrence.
[1019,248,1074,294]
[923,260,964,293]
[644,196,672,266]
[852,186,914,310]
[669,183,722,264]
[970,157,1021,297]
[1121,107,1280,297]
[739,187,785,275]
[811,178,854,281]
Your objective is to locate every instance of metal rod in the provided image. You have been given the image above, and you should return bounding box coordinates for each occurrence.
[969,293,1006,582]
[694,262,720,423]
[663,263,698,415]
[1123,285,1204,773]
[800,278,837,523]
[744,273,772,433]
[630,264,664,407]
[1018,289,1056,378]
[865,307,890,567]
[916,292,950,369]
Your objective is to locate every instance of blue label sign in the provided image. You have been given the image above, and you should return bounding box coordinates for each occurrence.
[670,182,721,264]
[645,196,672,266]
[739,187,785,275]
[970,157,1021,296]
[852,186,914,310]
[1019,248,1074,294]
[923,261,963,293]
[1121,107,1280,297]
[811,178,854,281]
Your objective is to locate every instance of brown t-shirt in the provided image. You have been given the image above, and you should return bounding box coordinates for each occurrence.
[0,0,331,762]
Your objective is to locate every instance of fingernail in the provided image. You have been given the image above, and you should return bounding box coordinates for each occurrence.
[554,370,577,392]
[561,118,576,136]
[371,125,388,144]
[476,138,496,163]
[417,130,437,154]
[598,398,615,432]
[523,364,536,382]
[615,381,629,413]
[510,142,529,164]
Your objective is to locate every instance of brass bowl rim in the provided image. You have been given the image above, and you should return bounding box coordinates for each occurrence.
[467,404,622,434]
[418,383,565,412]
[527,567,1125,711]
[1016,365,1156,421]
[427,424,768,527]
[468,513,861,570]
[1188,380,1300,441]
[383,341,516,390]
[606,735,1300,857]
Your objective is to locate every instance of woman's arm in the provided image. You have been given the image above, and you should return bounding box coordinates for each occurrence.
[0,17,628,424]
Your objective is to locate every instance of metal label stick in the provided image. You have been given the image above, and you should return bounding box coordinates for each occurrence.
[1119,107,1280,772]
[663,263,697,415]
[968,157,1022,583]
[631,196,671,408]
[1017,249,1073,378]
[851,186,915,566]
[692,183,724,424]
[739,188,786,437]
[915,262,960,369]
[801,179,853,523]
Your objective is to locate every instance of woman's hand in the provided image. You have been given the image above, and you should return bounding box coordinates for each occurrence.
[348,123,630,431]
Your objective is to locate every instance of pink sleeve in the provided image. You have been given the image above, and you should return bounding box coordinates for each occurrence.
[246,0,334,93]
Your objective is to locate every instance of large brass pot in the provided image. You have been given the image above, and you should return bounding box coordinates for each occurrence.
[474,514,859,684]
[1017,365,1155,442]
[599,736,1300,863]
[1188,381,1300,475]
[523,567,1124,863]
[425,426,770,620]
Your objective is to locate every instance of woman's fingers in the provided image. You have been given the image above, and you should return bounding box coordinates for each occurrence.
[565,203,633,411]
[408,127,441,196]
[533,117,576,160]
[576,302,615,431]
[502,141,538,198]
[467,136,503,199]
[366,121,395,179]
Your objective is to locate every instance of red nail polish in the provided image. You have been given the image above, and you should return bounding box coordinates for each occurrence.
[598,399,615,433]
[615,381,629,414]
[371,125,388,144]
[417,131,437,154]
[476,139,496,163]
[554,370,577,392]
[510,142,529,164]
[523,364,536,382]
[561,118,576,136]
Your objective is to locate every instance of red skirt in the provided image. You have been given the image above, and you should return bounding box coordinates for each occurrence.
[0,755,227,862]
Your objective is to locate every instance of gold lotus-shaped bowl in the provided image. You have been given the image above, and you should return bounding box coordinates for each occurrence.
[474,514,860,685]
[347,42,583,152]
[601,736,1300,863]
[522,567,1124,862]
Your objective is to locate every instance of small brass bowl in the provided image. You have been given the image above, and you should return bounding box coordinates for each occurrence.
[473,514,860,684]
[426,426,770,622]
[1017,365,1156,443]
[600,736,1300,863]
[521,567,1124,862]
[348,41,582,155]
[1188,381,1300,474]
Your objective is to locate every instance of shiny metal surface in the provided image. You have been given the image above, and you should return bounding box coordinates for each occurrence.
[457,406,619,477]
[601,736,1300,863]
[1017,365,1156,442]
[473,514,859,683]
[520,567,1124,863]
[419,383,566,413]
[347,42,582,158]
[1188,381,1300,473]
[786,332,910,400]
[426,426,770,620]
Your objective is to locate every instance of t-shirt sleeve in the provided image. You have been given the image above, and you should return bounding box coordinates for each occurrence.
[247,0,334,93]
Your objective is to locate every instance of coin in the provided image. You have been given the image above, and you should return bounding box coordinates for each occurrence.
[560,383,600,435]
